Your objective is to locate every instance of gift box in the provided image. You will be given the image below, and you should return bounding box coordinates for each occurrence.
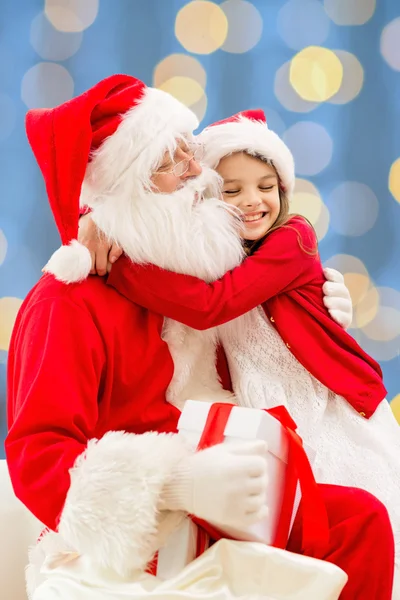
[177,400,326,553]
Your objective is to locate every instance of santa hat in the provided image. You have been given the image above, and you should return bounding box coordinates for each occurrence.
[26,74,199,283]
[198,109,295,196]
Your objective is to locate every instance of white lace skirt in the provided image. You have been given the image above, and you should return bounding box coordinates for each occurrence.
[219,308,400,598]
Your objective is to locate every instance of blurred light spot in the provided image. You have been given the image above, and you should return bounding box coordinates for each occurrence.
[355,285,380,328]
[159,76,208,123]
[381,18,400,71]
[324,0,375,26]
[354,329,399,362]
[391,394,400,424]
[291,188,322,222]
[175,1,228,55]
[362,306,400,341]
[389,158,400,203]
[0,93,17,142]
[0,297,23,351]
[290,46,343,102]
[30,11,82,61]
[329,50,364,104]
[327,181,378,237]
[45,0,99,33]
[290,179,330,241]
[343,273,371,307]
[0,230,7,265]
[283,121,333,176]
[21,63,74,108]
[355,287,400,360]
[278,0,330,51]
[159,77,204,106]
[220,0,263,54]
[274,61,319,113]
[153,54,206,89]
[314,202,330,241]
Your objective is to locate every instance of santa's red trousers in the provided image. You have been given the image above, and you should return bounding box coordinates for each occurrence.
[287,483,394,599]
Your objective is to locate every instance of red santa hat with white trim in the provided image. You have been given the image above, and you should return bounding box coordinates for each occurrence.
[198,109,295,196]
[26,74,198,283]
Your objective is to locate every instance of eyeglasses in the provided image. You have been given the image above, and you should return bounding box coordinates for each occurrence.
[160,143,204,177]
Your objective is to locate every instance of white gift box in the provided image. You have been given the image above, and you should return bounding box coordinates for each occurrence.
[177,400,294,546]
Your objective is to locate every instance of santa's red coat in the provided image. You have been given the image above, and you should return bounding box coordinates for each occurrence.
[5,269,395,598]
[6,273,186,575]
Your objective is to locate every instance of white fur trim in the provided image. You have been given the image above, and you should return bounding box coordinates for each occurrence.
[57,431,189,578]
[81,87,199,203]
[163,320,235,410]
[198,116,295,196]
[42,240,92,284]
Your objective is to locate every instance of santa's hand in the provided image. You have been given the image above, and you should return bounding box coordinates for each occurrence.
[78,213,123,276]
[161,441,268,530]
[322,267,353,330]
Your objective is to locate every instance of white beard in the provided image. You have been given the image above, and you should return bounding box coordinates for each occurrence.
[91,167,244,282]
[91,167,244,409]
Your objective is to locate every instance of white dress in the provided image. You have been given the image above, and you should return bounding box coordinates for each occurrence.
[218,307,400,596]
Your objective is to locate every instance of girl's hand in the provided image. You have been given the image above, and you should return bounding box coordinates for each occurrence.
[78,214,122,275]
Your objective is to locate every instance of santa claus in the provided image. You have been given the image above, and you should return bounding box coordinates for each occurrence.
[5,74,394,599]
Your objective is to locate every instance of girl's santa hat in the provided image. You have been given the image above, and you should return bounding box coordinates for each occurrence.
[199,109,295,196]
[26,74,198,283]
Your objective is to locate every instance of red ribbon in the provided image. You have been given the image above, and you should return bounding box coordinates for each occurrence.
[191,402,329,556]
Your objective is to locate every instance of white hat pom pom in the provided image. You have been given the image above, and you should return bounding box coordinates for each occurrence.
[43,240,92,284]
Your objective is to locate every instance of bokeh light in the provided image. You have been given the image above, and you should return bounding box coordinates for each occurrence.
[274,61,319,113]
[21,63,74,108]
[329,50,364,104]
[354,287,400,361]
[278,0,330,51]
[0,230,7,266]
[175,1,228,55]
[44,0,99,33]
[220,0,263,54]
[290,178,330,241]
[324,0,376,26]
[0,297,23,351]
[153,54,206,89]
[0,93,17,143]
[327,181,379,237]
[381,18,400,72]
[290,46,343,103]
[159,76,208,123]
[283,121,333,176]
[355,285,380,328]
[389,157,400,203]
[30,11,82,61]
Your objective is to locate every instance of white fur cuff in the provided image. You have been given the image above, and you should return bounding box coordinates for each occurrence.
[57,431,189,577]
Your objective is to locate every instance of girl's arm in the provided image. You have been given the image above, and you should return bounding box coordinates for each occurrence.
[107,218,320,330]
